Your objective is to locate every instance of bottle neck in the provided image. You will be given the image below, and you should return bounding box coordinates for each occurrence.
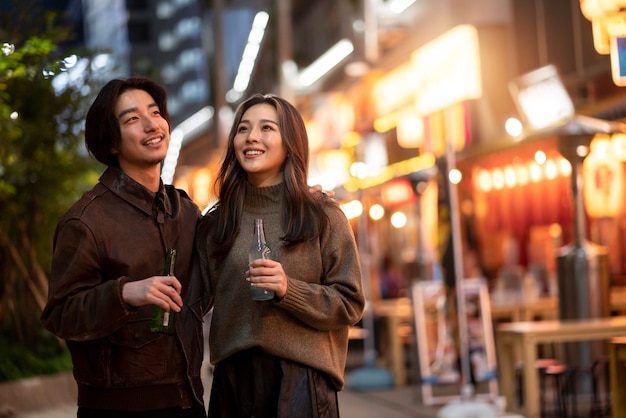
[255,219,266,243]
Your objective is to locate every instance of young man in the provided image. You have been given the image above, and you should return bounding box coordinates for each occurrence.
[41,77,206,418]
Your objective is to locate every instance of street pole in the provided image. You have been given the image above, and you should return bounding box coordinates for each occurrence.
[209,0,227,149]
[276,0,294,102]
[443,107,472,396]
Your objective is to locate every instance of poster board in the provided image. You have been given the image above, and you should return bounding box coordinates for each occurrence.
[412,278,498,405]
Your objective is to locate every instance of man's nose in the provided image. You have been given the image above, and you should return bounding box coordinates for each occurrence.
[143,116,158,131]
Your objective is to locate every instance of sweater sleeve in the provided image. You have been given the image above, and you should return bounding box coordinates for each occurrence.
[277,205,365,330]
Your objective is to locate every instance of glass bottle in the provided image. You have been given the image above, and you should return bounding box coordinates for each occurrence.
[249,218,275,300]
[151,248,177,334]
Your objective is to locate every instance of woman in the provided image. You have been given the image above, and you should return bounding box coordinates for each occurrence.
[196,93,365,417]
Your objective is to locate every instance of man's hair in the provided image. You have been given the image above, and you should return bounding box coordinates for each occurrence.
[85,76,170,166]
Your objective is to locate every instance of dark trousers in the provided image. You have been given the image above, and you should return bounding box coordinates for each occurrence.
[77,405,206,418]
[208,348,339,418]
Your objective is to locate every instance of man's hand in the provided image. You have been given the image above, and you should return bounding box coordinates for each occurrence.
[308,184,335,199]
[122,275,183,311]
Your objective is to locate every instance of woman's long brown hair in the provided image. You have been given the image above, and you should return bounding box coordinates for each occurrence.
[209,93,332,259]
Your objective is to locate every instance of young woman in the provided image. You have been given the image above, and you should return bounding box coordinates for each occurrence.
[196,93,365,417]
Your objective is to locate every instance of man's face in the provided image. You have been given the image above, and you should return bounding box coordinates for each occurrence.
[112,88,170,172]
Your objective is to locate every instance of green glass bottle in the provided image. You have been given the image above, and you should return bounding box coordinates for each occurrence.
[151,248,177,334]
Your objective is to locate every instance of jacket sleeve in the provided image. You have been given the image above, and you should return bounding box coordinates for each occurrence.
[195,215,215,314]
[40,218,134,341]
[277,205,365,330]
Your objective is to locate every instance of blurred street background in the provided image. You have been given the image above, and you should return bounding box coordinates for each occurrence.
[3,1,626,417]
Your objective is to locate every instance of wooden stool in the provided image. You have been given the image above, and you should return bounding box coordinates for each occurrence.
[543,363,576,418]
[609,337,626,418]
[590,357,611,417]
[515,358,559,408]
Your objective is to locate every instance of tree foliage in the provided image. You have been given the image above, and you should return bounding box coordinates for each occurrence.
[0,0,102,365]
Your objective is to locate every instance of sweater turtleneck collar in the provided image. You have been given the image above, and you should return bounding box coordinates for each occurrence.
[244,182,284,214]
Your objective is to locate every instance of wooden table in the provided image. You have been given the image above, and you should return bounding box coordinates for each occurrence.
[371,287,626,390]
[373,297,413,386]
[496,316,626,418]
[611,286,626,314]
[491,286,626,322]
[491,296,558,322]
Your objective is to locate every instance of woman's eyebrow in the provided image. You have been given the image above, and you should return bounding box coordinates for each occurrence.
[239,118,278,125]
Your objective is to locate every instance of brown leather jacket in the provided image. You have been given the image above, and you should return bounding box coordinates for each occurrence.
[41,167,205,411]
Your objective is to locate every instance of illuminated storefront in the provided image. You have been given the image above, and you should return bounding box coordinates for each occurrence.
[300,25,486,296]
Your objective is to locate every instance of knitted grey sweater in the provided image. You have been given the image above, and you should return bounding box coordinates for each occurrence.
[197,183,365,390]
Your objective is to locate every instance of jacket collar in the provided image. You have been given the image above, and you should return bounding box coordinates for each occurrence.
[99,166,172,217]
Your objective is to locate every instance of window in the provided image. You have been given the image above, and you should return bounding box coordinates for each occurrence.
[126,0,148,12]
[128,21,150,43]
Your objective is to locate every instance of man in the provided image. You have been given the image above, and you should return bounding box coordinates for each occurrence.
[41,76,206,418]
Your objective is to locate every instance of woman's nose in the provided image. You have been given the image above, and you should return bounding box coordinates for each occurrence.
[247,126,261,141]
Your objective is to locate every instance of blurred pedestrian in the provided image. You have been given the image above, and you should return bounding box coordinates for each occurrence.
[196,93,365,417]
[378,254,406,299]
[41,76,206,418]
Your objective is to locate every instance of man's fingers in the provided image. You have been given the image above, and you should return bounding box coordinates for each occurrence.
[166,275,182,293]
[155,293,182,312]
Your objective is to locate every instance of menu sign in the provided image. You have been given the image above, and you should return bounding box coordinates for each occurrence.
[508,64,575,131]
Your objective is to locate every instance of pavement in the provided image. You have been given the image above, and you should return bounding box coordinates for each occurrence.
[10,385,441,418]
[7,364,445,418]
[3,342,491,418]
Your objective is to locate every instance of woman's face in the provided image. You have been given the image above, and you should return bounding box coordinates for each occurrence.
[234,103,288,187]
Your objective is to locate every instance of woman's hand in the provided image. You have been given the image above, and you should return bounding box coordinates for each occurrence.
[247,258,288,299]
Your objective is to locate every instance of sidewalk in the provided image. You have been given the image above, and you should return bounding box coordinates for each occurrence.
[340,385,441,417]
[10,386,440,418]
[4,345,453,418]
[7,363,442,418]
